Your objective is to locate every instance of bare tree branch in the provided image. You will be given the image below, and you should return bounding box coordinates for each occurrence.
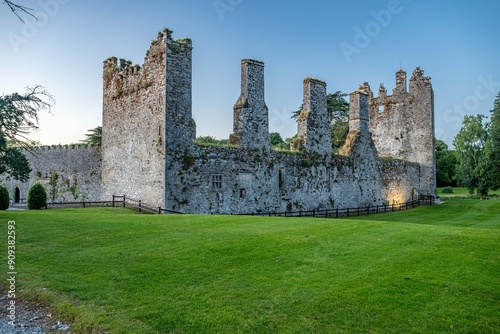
[0,85,55,152]
[3,0,37,23]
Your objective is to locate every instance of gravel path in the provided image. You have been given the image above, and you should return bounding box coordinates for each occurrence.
[0,285,72,334]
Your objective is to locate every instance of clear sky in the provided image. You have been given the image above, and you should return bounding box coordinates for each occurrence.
[1,0,499,147]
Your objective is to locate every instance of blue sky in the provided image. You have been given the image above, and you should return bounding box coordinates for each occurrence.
[1,0,499,147]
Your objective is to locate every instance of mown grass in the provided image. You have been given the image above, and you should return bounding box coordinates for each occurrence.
[438,186,500,198]
[1,199,499,333]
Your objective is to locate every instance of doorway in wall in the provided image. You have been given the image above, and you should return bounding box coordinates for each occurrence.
[15,187,20,203]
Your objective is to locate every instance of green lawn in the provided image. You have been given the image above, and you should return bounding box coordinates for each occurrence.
[437,186,500,198]
[1,199,499,333]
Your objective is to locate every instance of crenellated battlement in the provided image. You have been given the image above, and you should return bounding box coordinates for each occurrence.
[102,29,192,101]
[22,144,97,151]
[367,67,435,195]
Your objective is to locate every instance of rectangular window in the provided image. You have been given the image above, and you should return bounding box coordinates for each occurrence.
[279,168,285,191]
[211,174,223,189]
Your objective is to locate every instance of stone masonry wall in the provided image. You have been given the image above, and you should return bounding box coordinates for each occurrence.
[0,145,101,204]
[369,67,436,195]
[230,59,270,152]
[165,60,421,214]
[101,30,172,208]
[294,78,332,155]
[165,143,419,214]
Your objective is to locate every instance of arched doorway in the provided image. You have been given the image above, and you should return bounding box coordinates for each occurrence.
[15,187,21,203]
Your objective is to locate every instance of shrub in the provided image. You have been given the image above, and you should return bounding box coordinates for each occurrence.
[442,186,453,194]
[28,183,47,210]
[0,185,9,210]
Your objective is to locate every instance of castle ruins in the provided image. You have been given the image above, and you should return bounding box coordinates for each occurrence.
[1,29,436,213]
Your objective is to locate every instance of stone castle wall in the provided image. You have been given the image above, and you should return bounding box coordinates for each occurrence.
[1,29,434,214]
[164,57,422,214]
[166,144,420,214]
[0,145,101,203]
[368,68,436,195]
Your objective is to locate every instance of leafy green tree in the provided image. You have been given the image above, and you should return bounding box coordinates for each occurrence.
[81,126,102,146]
[270,132,289,151]
[194,136,230,146]
[489,92,500,190]
[49,172,59,202]
[453,114,492,196]
[0,185,10,210]
[270,132,285,146]
[28,183,47,210]
[435,139,457,187]
[0,86,54,182]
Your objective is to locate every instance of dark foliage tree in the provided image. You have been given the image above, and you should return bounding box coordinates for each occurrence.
[0,184,9,210]
[435,139,457,187]
[0,86,54,182]
[81,126,102,146]
[453,114,492,196]
[27,183,47,210]
[194,136,230,147]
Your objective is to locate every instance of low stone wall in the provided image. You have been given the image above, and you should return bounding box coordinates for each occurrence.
[0,145,101,204]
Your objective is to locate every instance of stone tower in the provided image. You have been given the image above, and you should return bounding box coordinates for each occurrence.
[369,68,436,196]
[230,59,270,152]
[294,78,332,155]
[101,29,195,208]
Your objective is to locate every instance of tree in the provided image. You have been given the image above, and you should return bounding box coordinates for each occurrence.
[194,136,229,146]
[270,132,289,150]
[27,183,47,210]
[0,185,9,210]
[3,0,37,23]
[0,86,54,182]
[81,126,102,146]
[435,139,457,187]
[453,114,492,196]
[291,91,350,152]
[489,92,500,190]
